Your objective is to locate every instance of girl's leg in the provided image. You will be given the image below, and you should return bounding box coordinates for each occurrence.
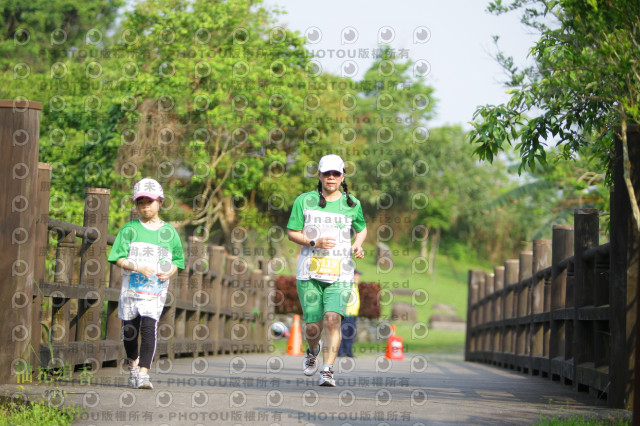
[138,316,158,374]
[122,315,141,363]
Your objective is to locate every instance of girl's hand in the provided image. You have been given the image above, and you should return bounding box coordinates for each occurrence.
[316,237,336,249]
[351,244,364,258]
[157,265,177,282]
[136,265,155,277]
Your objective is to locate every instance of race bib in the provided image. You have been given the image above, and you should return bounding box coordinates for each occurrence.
[128,272,164,298]
[310,256,341,281]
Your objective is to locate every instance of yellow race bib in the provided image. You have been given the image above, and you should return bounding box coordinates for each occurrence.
[310,256,341,280]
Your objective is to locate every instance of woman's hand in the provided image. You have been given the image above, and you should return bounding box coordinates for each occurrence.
[315,237,336,249]
[351,244,364,258]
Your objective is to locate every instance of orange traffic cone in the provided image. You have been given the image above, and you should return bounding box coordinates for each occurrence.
[286,314,304,356]
[385,324,404,360]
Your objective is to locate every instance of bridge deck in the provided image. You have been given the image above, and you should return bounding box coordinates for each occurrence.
[0,353,630,425]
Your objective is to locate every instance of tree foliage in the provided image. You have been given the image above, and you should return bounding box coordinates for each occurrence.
[471,0,640,179]
[109,0,331,246]
[3,0,603,264]
[0,0,123,71]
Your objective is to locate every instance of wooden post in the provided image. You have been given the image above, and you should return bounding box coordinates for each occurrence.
[531,239,551,374]
[532,240,551,314]
[249,269,262,350]
[485,272,494,324]
[504,259,519,357]
[76,188,110,366]
[494,266,505,357]
[223,256,238,354]
[484,273,493,353]
[572,209,599,392]
[635,247,640,422]
[186,236,205,357]
[611,125,640,409]
[208,246,224,355]
[52,230,75,346]
[31,163,52,371]
[484,271,494,352]
[465,270,483,361]
[0,100,42,383]
[174,267,188,356]
[263,273,276,353]
[105,263,122,343]
[478,271,486,340]
[593,248,609,369]
[517,251,532,363]
[157,268,175,359]
[550,225,573,382]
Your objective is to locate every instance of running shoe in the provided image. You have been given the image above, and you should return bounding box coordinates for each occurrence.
[135,372,153,389]
[303,340,322,376]
[128,364,140,388]
[319,368,336,387]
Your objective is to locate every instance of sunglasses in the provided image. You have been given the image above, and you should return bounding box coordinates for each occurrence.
[321,171,343,178]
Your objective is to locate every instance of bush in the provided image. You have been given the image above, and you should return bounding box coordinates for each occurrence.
[274,276,302,315]
[358,282,381,319]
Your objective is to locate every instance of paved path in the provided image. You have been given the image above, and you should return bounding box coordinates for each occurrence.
[0,353,630,425]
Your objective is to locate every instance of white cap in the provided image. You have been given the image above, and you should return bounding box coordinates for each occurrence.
[133,178,164,200]
[318,154,345,173]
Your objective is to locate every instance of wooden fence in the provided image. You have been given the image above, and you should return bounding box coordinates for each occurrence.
[1,100,274,383]
[466,127,640,409]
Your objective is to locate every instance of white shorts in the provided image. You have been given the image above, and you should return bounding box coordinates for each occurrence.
[118,293,166,321]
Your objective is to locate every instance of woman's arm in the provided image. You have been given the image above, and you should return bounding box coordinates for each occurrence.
[287,229,336,250]
[351,227,367,258]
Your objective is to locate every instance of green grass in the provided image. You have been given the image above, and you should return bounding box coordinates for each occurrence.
[0,394,83,426]
[535,413,631,425]
[274,239,490,356]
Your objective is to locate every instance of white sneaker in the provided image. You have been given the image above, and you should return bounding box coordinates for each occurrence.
[128,364,139,388]
[319,368,336,387]
[303,340,322,376]
[135,372,153,389]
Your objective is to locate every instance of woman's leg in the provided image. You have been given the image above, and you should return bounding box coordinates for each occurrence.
[297,279,325,353]
[338,319,349,356]
[322,311,342,366]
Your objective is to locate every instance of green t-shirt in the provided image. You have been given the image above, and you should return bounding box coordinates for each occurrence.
[287,191,366,283]
[108,219,185,299]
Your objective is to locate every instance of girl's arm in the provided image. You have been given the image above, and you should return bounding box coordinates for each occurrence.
[156,264,178,281]
[116,258,155,277]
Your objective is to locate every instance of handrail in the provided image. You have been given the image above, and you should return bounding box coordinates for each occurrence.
[48,217,116,245]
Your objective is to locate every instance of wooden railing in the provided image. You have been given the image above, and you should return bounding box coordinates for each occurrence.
[1,100,274,382]
[466,128,640,409]
[38,192,274,371]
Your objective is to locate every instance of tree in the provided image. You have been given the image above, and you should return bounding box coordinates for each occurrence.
[1,0,334,244]
[93,0,336,249]
[0,0,123,71]
[2,50,131,229]
[470,0,640,229]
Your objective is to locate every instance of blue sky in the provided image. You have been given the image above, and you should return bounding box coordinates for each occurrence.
[262,0,539,129]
